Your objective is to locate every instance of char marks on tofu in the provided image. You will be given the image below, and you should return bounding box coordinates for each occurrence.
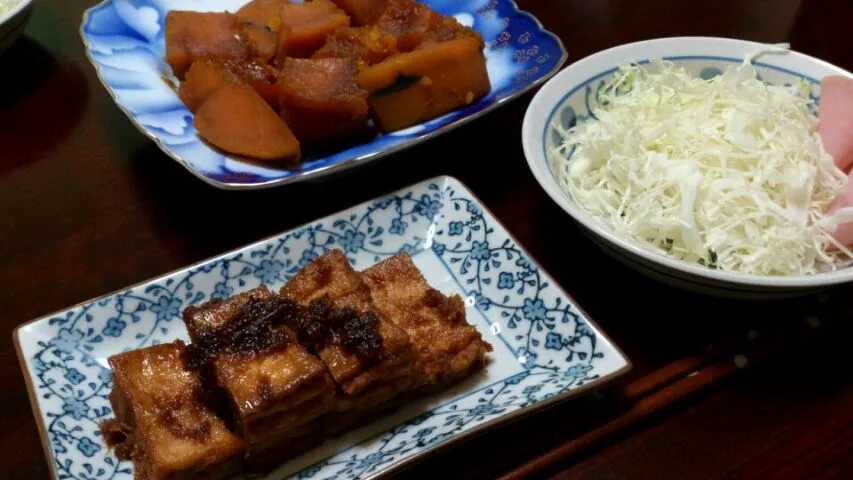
[99,249,491,478]
[182,288,295,370]
[284,296,385,365]
[281,249,414,396]
[163,0,491,163]
[181,285,336,472]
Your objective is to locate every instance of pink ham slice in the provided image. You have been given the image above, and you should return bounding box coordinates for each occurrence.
[820,75,853,246]
[818,75,853,172]
[827,178,853,246]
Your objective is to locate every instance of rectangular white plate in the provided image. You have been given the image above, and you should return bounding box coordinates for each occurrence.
[15,175,630,480]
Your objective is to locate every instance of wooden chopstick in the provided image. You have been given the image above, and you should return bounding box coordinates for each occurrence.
[497,296,841,480]
[499,361,736,480]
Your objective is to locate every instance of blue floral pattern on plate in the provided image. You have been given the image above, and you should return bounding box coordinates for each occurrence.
[15,176,629,480]
[80,0,568,190]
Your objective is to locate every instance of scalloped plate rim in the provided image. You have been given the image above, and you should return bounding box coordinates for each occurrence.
[78,0,569,191]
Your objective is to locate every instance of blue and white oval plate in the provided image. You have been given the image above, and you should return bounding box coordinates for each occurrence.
[15,176,629,480]
[80,0,568,190]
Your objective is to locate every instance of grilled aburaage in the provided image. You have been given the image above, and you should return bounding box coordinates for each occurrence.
[164,0,492,163]
[99,249,492,479]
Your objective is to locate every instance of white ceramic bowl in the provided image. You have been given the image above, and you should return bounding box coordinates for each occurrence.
[522,36,853,299]
[0,0,33,55]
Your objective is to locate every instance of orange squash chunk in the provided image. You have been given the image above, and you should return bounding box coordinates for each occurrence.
[236,0,289,26]
[165,11,249,79]
[312,25,398,66]
[358,36,491,132]
[194,81,301,162]
[275,0,351,60]
[278,57,370,143]
[329,0,387,25]
[237,0,289,62]
[179,58,238,113]
[374,0,443,52]
[226,60,281,107]
[180,58,280,112]
[278,0,341,25]
[240,22,279,63]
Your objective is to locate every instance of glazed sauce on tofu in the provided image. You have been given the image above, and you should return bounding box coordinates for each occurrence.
[305,298,383,364]
[278,297,384,366]
[184,296,294,370]
[185,293,385,369]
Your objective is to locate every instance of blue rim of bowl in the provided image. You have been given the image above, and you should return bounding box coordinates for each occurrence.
[78,0,569,191]
[526,38,853,289]
[543,55,823,126]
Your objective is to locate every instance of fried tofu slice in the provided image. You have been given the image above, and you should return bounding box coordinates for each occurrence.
[358,36,491,132]
[275,0,351,60]
[211,337,335,432]
[165,11,250,79]
[277,57,371,143]
[218,344,333,472]
[242,418,326,473]
[280,249,414,397]
[182,287,335,469]
[100,341,243,480]
[362,253,493,391]
[325,373,412,434]
[280,250,418,434]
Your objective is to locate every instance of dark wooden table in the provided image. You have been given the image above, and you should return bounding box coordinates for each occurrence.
[3,1,853,479]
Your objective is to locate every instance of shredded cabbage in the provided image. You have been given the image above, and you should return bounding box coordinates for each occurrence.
[549,52,853,276]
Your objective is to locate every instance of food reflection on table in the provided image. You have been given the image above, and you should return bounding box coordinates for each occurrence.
[98,249,493,479]
[164,0,492,164]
